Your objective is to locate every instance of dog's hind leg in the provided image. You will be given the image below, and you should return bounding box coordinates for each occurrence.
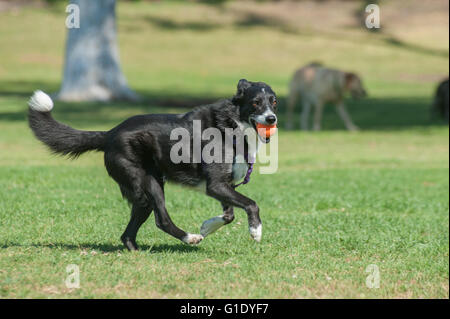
[301,101,312,131]
[105,155,192,248]
[121,204,153,251]
[105,156,155,250]
[313,102,324,131]
[146,175,203,245]
[200,203,234,238]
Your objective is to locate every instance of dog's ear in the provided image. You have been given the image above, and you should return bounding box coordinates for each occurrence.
[233,79,252,104]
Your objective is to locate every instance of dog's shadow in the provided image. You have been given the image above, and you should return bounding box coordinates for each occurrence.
[0,242,201,254]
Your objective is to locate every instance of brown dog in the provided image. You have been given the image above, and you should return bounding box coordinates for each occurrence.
[286,63,367,131]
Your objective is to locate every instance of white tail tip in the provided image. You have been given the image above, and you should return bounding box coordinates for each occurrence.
[28,90,54,112]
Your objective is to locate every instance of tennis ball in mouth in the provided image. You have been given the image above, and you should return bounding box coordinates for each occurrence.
[256,123,277,138]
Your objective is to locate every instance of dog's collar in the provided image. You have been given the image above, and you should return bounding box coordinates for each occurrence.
[233,163,253,189]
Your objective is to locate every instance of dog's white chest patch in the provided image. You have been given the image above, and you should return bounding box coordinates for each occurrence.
[231,119,260,183]
[232,155,248,183]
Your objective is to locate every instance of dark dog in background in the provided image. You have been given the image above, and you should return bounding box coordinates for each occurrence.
[432,78,449,123]
[28,80,278,251]
[286,62,367,131]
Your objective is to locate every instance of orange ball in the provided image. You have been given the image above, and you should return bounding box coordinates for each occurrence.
[256,123,277,138]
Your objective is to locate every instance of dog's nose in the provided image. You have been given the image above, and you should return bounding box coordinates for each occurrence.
[265,115,277,125]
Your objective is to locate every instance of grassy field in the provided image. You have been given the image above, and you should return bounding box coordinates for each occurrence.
[0,0,448,298]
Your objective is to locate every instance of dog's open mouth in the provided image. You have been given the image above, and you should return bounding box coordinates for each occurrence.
[250,118,277,143]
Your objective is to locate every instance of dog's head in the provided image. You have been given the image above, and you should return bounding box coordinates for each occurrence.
[232,79,278,143]
[345,73,368,99]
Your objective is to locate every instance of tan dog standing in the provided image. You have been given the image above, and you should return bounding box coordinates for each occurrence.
[286,63,367,131]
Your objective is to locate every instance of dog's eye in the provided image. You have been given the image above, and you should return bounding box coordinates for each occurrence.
[272,100,277,109]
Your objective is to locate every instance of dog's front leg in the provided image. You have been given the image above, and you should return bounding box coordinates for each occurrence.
[336,102,359,131]
[206,183,262,242]
[200,204,234,238]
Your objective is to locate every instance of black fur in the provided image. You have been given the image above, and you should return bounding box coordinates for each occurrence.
[28,110,106,158]
[28,80,278,250]
[432,78,449,123]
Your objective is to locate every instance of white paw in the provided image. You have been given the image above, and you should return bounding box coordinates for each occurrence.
[200,216,226,237]
[182,233,204,245]
[249,224,262,242]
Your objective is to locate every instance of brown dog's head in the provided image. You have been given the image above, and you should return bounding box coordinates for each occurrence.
[345,73,368,99]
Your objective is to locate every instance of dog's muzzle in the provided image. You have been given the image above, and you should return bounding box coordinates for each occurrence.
[249,111,278,143]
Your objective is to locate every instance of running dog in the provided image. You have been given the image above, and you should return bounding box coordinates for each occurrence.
[28,79,278,251]
[286,63,367,131]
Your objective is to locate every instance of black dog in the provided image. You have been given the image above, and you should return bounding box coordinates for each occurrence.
[432,78,449,123]
[28,80,278,250]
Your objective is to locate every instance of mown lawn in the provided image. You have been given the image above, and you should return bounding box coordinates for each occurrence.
[0,1,448,298]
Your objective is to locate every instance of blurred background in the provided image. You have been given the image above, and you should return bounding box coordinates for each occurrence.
[0,0,448,298]
[0,0,448,129]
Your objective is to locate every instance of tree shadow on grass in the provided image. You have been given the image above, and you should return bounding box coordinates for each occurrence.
[0,80,223,127]
[382,36,448,59]
[141,6,448,58]
[144,16,221,32]
[0,80,447,131]
[0,80,221,107]
[278,96,448,131]
[0,242,201,254]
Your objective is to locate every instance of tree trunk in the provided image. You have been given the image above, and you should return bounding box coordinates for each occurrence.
[57,0,139,102]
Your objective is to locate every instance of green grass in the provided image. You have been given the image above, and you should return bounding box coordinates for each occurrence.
[0,1,448,298]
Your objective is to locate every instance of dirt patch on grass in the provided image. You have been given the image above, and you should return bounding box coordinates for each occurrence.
[18,53,61,67]
[396,73,448,84]
[228,0,361,32]
[0,0,45,13]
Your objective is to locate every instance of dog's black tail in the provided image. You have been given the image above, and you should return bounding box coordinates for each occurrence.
[28,91,107,158]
